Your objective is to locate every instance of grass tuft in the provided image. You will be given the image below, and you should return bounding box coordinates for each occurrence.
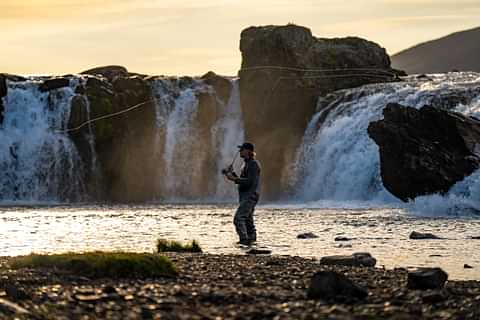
[156,239,202,253]
[7,252,177,278]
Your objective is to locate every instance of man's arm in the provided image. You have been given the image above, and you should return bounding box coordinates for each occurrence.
[234,161,258,187]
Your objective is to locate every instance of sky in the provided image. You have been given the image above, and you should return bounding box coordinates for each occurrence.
[1,0,479,76]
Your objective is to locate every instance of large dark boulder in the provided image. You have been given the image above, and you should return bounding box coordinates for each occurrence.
[368,103,480,201]
[39,77,71,92]
[407,268,448,290]
[307,271,368,300]
[239,24,399,199]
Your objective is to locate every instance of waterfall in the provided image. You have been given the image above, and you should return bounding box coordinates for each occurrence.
[0,78,86,203]
[151,77,245,201]
[294,72,480,210]
[212,79,245,200]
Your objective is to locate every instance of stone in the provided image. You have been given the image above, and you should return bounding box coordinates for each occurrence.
[407,268,448,290]
[422,290,447,303]
[5,284,28,300]
[320,252,376,267]
[297,232,318,239]
[307,271,368,300]
[334,236,352,241]
[39,77,71,92]
[239,24,400,199]
[0,74,5,125]
[0,74,6,98]
[246,248,272,255]
[409,231,443,240]
[368,103,480,201]
[464,264,474,269]
[80,65,129,81]
[0,298,31,315]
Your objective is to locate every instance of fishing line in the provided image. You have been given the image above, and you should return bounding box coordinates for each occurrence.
[54,66,398,134]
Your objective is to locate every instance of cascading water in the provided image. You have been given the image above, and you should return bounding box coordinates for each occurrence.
[212,79,245,200]
[294,72,480,213]
[0,78,86,203]
[151,77,245,201]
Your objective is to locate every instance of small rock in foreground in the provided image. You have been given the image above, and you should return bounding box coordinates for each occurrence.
[307,271,368,300]
[320,252,376,267]
[464,264,474,269]
[407,267,448,290]
[297,232,318,239]
[409,231,443,240]
[334,236,353,241]
[246,248,271,255]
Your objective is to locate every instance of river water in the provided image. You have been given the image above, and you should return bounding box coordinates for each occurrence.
[0,203,478,280]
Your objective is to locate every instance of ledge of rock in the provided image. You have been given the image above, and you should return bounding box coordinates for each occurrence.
[368,103,480,201]
[80,65,129,82]
[39,77,71,92]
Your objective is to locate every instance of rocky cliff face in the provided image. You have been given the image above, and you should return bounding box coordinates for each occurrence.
[238,24,401,199]
[368,103,480,202]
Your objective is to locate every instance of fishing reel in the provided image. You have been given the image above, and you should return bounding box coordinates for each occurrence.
[221,165,234,176]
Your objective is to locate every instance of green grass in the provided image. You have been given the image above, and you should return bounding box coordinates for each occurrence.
[156,239,202,253]
[7,252,177,278]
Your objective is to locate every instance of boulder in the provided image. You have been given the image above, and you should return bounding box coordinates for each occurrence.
[201,71,232,104]
[407,267,448,290]
[39,77,71,92]
[0,73,27,82]
[334,236,353,241]
[368,103,480,201]
[297,232,318,239]
[409,231,443,240]
[320,252,376,267]
[0,74,7,98]
[307,271,368,300]
[0,74,6,125]
[239,24,399,199]
[80,65,128,81]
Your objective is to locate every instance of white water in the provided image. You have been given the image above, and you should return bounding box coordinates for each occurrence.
[152,77,244,201]
[295,73,480,215]
[0,79,85,202]
[212,79,245,200]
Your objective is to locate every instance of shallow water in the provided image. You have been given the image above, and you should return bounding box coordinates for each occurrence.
[0,203,479,280]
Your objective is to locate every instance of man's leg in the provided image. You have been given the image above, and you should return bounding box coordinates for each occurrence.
[234,199,251,243]
[245,200,257,242]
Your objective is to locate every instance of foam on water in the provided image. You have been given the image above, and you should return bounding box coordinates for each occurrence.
[294,73,480,215]
[0,79,85,202]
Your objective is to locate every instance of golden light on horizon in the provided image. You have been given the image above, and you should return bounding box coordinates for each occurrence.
[1,0,479,75]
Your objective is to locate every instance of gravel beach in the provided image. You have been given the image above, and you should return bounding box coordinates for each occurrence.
[0,253,479,319]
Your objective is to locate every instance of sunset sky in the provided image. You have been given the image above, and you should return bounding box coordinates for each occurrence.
[1,0,479,76]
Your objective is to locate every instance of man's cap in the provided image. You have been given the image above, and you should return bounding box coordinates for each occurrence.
[237,142,254,151]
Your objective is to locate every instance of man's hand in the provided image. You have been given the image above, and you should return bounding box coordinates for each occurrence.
[225,172,237,182]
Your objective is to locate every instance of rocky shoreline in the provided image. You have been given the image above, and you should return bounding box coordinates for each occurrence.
[0,253,479,319]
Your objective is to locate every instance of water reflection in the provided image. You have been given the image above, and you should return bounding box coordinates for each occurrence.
[0,204,479,280]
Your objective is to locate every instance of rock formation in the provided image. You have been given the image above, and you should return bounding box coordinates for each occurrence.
[368,103,480,201]
[238,24,401,199]
[0,74,6,124]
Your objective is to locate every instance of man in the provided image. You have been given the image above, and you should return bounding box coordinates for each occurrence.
[225,142,261,246]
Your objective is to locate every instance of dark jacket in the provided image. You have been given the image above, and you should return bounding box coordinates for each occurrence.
[235,158,261,200]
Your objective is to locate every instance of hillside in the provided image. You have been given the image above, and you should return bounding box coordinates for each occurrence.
[392,26,480,74]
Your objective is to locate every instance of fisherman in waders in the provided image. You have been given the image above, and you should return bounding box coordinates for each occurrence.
[224,142,261,246]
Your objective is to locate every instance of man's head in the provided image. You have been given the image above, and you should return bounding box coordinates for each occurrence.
[237,142,255,159]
